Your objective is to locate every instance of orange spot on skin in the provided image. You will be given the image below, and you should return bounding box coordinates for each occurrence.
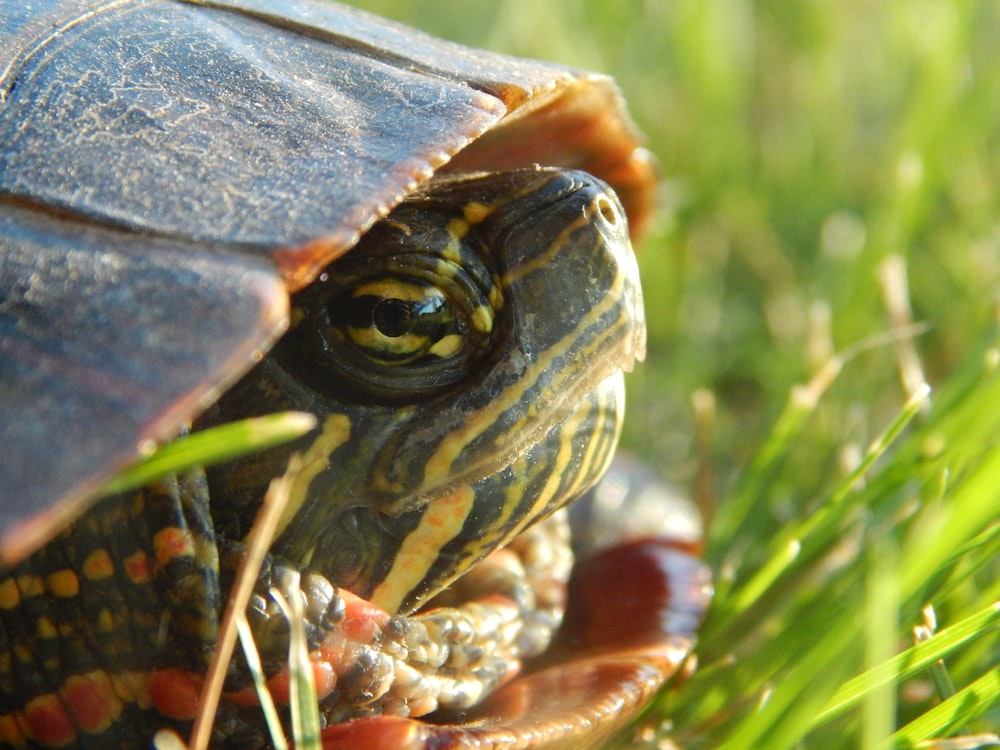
[62,672,122,733]
[111,671,152,708]
[24,694,75,746]
[149,669,201,721]
[82,550,114,581]
[15,574,44,597]
[272,658,338,705]
[0,578,21,609]
[94,609,115,634]
[152,527,195,566]
[0,713,25,744]
[123,551,152,584]
[46,569,80,598]
[422,489,469,530]
[340,589,390,643]
[36,617,57,639]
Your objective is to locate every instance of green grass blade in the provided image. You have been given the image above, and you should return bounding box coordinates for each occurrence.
[98,412,316,496]
[886,668,1000,748]
[237,614,288,750]
[271,584,321,750]
[814,601,1000,727]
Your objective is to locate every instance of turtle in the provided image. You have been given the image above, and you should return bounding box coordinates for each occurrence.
[0,1,712,748]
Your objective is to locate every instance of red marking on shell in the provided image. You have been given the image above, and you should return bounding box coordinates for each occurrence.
[275,234,356,293]
[321,715,426,750]
[555,539,710,654]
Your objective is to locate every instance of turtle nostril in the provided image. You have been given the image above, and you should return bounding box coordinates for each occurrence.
[596,195,619,226]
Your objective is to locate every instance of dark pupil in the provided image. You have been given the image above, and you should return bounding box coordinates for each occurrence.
[373,298,413,337]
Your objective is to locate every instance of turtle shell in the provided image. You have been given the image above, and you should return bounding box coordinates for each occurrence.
[0,2,710,748]
[0,0,656,565]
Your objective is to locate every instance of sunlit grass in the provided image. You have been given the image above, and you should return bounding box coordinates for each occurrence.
[660,343,1000,749]
[350,2,1000,747]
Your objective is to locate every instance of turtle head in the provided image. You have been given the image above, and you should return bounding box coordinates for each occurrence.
[202,167,645,614]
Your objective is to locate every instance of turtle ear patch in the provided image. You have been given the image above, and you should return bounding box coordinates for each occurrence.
[0,204,287,565]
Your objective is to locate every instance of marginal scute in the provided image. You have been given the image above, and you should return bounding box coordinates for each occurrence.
[191,0,654,280]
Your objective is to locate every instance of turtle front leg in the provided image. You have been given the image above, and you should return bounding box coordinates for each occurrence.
[0,467,574,749]
[0,469,230,749]
[217,510,574,728]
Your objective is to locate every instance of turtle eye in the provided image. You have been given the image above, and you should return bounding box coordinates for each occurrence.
[284,257,498,405]
[335,279,462,365]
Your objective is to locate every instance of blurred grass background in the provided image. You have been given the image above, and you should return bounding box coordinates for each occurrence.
[341,2,1000,748]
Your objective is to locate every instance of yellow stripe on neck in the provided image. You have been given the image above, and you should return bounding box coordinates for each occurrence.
[269,414,351,554]
[369,484,476,613]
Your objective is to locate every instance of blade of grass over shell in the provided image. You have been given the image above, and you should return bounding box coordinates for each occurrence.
[98,412,317,496]
[237,614,288,750]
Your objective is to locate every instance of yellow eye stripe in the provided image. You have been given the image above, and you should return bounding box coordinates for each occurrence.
[352,279,432,303]
[343,278,462,363]
[272,414,352,553]
[498,196,615,287]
